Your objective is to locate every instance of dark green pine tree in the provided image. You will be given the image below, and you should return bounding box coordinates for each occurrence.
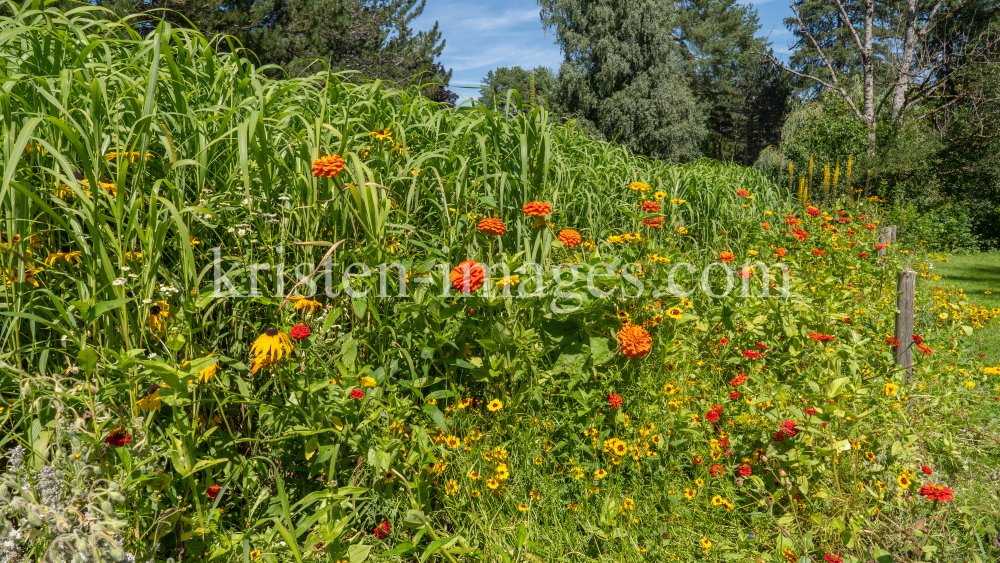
[537,0,706,161]
[477,66,560,116]
[318,0,456,104]
[98,0,347,70]
[97,0,455,102]
[674,0,790,163]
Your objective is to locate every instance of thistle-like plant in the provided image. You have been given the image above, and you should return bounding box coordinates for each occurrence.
[0,421,130,563]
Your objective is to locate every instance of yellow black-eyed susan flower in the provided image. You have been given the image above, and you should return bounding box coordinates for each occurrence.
[137,383,162,412]
[288,295,322,316]
[250,327,294,373]
[148,302,171,332]
[44,246,83,267]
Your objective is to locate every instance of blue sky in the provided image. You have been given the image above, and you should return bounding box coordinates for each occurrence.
[413,0,796,103]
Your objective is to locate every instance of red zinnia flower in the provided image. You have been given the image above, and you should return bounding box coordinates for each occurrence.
[710,464,724,476]
[705,410,719,423]
[373,520,392,538]
[804,408,819,415]
[608,393,623,409]
[729,391,740,400]
[558,229,582,248]
[104,428,131,447]
[711,404,723,414]
[719,338,730,345]
[207,485,221,499]
[349,388,365,399]
[824,555,843,563]
[858,252,869,258]
[781,420,798,437]
[912,333,924,345]
[450,260,486,294]
[806,207,820,216]
[693,454,703,465]
[311,154,346,178]
[639,201,662,213]
[918,483,953,502]
[477,218,506,236]
[742,350,761,360]
[290,323,310,340]
[738,465,752,476]
[921,465,933,475]
[755,342,766,349]
[807,332,835,342]
[886,336,900,348]
[522,201,552,216]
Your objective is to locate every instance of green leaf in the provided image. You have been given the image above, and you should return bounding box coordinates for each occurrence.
[423,405,449,433]
[78,348,98,375]
[166,333,186,351]
[347,544,371,563]
[588,337,614,365]
[305,436,318,460]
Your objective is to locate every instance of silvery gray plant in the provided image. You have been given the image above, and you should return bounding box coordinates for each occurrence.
[0,419,130,563]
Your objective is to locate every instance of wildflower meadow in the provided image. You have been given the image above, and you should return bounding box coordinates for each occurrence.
[2,4,1000,563]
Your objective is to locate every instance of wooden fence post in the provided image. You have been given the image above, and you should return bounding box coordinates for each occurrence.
[890,225,897,244]
[894,269,916,377]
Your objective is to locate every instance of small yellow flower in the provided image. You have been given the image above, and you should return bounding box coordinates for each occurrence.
[653,191,666,200]
[360,376,377,387]
[487,398,503,412]
[594,469,608,479]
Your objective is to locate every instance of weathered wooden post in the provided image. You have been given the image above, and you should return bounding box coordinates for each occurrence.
[890,225,897,244]
[878,227,891,259]
[894,269,916,377]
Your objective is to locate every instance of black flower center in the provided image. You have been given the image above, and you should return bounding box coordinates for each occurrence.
[60,246,70,254]
[149,305,161,315]
[265,327,279,336]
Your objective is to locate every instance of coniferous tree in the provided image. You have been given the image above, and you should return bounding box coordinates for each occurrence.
[97,0,455,101]
[537,0,706,161]
[674,0,790,162]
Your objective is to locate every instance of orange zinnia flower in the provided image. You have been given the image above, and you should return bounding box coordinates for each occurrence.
[522,201,552,216]
[477,218,506,236]
[450,260,486,294]
[776,247,787,258]
[736,189,750,197]
[617,323,652,359]
[762,222,770,230]
[311,155,346,178]
[792,227,809,241]
[639,201,662,213]
[642,217,665,228]
[719,251,734,264]
[558,229,582,248]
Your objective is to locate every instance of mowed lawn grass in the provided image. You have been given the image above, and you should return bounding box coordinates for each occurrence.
[932,251,1000,365]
